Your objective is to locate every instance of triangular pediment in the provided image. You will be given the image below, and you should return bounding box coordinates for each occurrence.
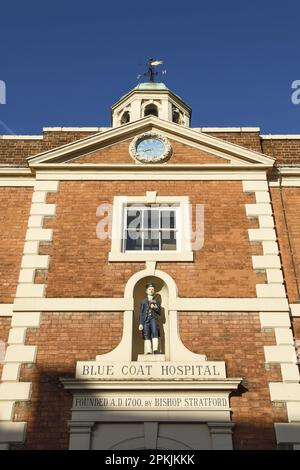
[27,116,275,168]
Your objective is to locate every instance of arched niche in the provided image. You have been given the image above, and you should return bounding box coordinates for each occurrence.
[132,275,169,361]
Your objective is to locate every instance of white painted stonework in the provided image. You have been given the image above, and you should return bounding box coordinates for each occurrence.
[0,180,59,446]
[243,179,300,447]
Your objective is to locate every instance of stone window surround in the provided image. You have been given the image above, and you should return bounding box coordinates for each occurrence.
[108,192,193,262]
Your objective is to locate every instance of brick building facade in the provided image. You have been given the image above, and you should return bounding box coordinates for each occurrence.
[0,82,299,450]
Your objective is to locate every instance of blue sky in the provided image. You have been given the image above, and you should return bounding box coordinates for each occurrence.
[1,0,300,134]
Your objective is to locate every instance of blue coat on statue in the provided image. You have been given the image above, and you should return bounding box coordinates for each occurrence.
[139,297,161,340]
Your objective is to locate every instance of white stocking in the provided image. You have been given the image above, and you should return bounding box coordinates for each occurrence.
[152,337,159,352]
[145,339,152,354]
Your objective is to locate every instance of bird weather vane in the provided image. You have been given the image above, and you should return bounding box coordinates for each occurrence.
[137,58,167,82]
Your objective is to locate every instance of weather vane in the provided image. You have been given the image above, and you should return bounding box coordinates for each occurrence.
[137,58,167,82]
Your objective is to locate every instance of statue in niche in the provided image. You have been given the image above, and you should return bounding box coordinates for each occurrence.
[139,283,161,354]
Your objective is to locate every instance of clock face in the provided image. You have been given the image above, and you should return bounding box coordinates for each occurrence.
[129,132,172,163]
[136,138,165,159]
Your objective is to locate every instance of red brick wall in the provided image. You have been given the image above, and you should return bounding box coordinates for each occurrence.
[45,180,265,298]
[75,138,229,164]
[0,317,11,379]
[12,312,123,450]
[262,139,300,164]
[0,131,96,167]
[0,187,33,302]
[293,317,300,340]
[179,312,287,450]
[271,187,300,303]
[207,131,262,153]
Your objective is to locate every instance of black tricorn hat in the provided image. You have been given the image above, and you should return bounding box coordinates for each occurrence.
[145,283,155,289]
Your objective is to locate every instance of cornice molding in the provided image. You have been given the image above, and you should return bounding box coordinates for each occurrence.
[26,116,275,167]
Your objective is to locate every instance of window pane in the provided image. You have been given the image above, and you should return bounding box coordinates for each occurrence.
[144,209,159,229]
[143,230,159,251]
[161,210,176,229]
[161,231,177,251]
[125,230,142,251]
[127,209,142,229]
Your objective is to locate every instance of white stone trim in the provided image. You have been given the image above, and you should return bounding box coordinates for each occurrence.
[21,255,49,269]
[1,365,21,382]
[27,215,44,228]
[269,168,300,187]
[264,346,297,363]
[42,127,107,132]
[109,252,194,262]
[258,216,275,228]
[261,134,300,139]
[26,228,53,242]
[33,169,270,181]
[8,328,26,344]
[281,365,300,383]
[260,307,300,424]
[34,180,59,192]
[287,403,300,421]
[200,127,260,132]
[262,242,279,254]
[255,192,271,203]
[0,402,15,420]
[246,203,272,216]
[259,312,291,328]
[275,328,294,345]
[242,181,268,192]
[269,383,300,401]
[16,284,45,298]
[31,191,46,203]
[0,179,35,187]
[0,304,13,316]
[13,297,289,312]
[23,241,40,254]
[266,269,283,284]
[0,181,59,446]
[4,345,37,363]
[0,135,43,140]
[256,284,286,298]
[270,179,300,188]
[252,255,281,269]
[290,304,300,316]
[248,229,276,242]
[0,422,27,443]
[275,423,300,447]
[11,312,41,327]
[0,383,31,400]
[243,180,300,439]
[18,269,35,283]
[29,203,56,216]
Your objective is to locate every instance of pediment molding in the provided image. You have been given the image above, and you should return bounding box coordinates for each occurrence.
[26,116,275,169]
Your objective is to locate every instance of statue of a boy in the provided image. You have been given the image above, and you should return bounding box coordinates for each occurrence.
[139,283,161,354]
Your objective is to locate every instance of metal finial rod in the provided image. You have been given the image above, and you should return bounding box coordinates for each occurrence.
[144,58,163,82]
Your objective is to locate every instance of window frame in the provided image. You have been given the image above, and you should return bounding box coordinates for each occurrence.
[122,204,180,253]
[108,193,194,262]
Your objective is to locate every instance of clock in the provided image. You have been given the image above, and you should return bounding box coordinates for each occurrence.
[129,132,172,163]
